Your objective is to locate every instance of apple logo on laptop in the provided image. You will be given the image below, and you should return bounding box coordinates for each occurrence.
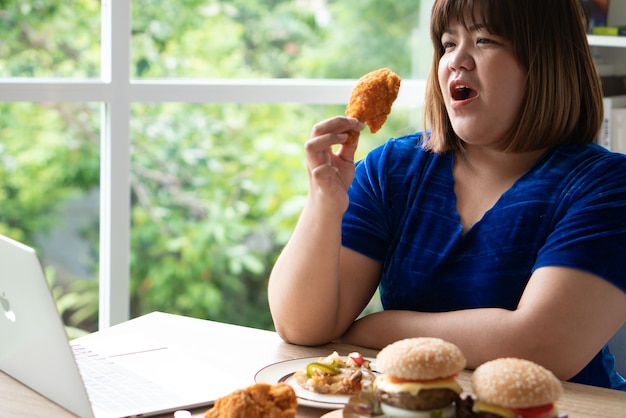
[1,291,16,322]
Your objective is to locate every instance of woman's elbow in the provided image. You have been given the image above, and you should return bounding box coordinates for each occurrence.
[272,313,346,346]
[550,357,590,381]
[274,323,334,346]
[519,339,593,381]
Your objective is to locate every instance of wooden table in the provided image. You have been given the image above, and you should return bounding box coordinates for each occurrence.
[1,312,624,418]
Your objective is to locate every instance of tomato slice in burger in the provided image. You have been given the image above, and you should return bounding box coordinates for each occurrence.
[511,403,555,418]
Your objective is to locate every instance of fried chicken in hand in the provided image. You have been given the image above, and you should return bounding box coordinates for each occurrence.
[345,68,401,145]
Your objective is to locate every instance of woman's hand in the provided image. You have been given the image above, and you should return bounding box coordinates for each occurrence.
[305,116,365,214]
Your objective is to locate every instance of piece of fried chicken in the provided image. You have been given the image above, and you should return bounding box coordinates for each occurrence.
[345,68,401,145]
[205,382,297,418]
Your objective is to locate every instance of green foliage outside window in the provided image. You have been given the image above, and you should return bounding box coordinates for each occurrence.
[0,0,426,332]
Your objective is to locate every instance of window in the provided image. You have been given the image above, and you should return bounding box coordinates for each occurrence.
[0,0,432,331]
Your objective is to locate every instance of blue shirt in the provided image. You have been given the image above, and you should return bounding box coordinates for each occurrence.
[342,133,626,390]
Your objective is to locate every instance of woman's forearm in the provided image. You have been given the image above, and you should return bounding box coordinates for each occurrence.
[340,309,520,364]
[269,116,366,345]
[268,201,345,345]
[339,304,605,381]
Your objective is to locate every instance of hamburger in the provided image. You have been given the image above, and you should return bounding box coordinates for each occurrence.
[470,358,564,418]
[375,337,466,418]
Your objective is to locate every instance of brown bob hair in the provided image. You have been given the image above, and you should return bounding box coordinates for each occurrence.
[423,0,603,153]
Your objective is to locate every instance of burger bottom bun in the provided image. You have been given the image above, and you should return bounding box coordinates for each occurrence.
[380,402,456,418]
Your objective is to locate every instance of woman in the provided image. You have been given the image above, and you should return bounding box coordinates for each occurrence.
[268,0,626,390]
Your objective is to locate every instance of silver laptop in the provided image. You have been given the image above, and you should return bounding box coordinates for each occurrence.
[0,234,247,418]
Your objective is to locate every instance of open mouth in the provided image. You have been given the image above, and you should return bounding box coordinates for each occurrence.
[451,85,477,101]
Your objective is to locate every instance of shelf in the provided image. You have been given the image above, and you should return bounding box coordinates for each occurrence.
[588,34,626,48]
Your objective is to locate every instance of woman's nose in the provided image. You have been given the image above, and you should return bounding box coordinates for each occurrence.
[447,44,475,71]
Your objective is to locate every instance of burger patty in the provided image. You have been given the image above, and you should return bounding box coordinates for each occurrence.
[378,388,459,410]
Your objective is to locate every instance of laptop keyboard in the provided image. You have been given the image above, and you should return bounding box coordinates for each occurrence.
[72,343,182,416]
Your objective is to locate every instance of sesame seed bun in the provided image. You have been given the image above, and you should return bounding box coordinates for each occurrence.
[471,358,563,409]
[376,338,467,380]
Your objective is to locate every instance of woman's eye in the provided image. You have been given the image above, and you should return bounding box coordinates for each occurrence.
[477,36,502,46]
[442,41,455,50]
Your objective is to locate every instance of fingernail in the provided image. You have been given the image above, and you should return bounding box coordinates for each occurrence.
[347,117,364,130]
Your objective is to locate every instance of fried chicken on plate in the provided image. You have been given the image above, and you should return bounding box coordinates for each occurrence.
[205,382,297,418]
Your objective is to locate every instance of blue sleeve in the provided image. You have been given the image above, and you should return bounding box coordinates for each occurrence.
[341,142,392,262]
[341,133,436,263]
[534,152,626,293]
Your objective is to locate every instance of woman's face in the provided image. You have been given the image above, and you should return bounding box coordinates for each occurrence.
[438,16,526,148]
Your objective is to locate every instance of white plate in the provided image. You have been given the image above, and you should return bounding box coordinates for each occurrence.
[254,356,376,409]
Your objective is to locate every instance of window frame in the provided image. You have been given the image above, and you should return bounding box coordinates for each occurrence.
[0,0,426,329]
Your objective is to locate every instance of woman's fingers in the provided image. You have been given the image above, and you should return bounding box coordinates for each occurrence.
[306,116,364,169]
[311,116,364,138]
